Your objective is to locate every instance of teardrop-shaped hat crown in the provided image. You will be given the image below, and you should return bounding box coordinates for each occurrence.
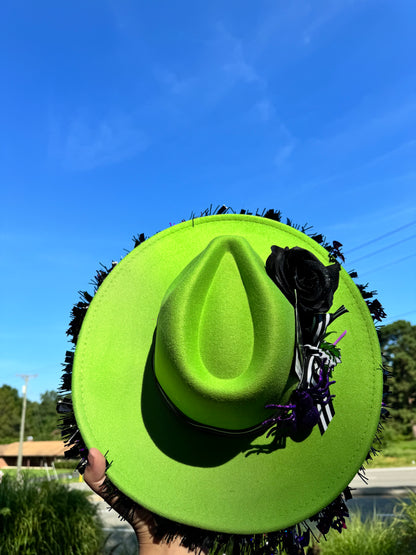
[154,235,296,430]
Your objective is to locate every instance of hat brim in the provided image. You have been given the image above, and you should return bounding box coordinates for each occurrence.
[72,214,382,534]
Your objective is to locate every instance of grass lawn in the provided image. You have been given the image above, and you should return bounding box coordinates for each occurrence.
[367,438,416,468]
[1,466,80,482]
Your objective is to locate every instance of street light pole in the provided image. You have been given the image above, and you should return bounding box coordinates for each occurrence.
[16,374,37,475]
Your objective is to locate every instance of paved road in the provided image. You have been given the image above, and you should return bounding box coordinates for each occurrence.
[348,467,416,523]
[350,466,416,493]
[71,467,416,554]
[70,483,137,554]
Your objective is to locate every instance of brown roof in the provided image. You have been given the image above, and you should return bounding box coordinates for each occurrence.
[0,441,66,457]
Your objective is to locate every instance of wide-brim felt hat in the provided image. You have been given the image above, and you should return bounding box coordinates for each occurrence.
[64,213,383,536]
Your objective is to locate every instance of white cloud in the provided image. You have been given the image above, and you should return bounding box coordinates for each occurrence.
[275,141,296,166]
[147,23,267,121]
[213,23,262,85]
[153,68,196,95]
[253,99,275,122]
[300,0,365,46]
[274,123,297,166]
[49,113,149,171]
[222,48,259,84]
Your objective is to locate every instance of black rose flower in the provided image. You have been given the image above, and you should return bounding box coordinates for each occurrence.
[265,246,340,313]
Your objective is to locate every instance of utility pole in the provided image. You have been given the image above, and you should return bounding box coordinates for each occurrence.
[16,374,37,475]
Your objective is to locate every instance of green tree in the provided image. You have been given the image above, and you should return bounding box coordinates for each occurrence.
[0,385,21,443]
[0,386,60,444]
[26,390,60,440]
[379,320,416,437]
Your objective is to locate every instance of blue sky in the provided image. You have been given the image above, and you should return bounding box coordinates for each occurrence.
[1,1,416,401]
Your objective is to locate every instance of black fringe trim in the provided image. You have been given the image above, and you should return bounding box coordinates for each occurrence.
[57,207,388,554]
[92,474,315,555]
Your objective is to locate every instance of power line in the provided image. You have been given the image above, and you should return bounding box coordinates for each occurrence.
[349,232,416,265]
[384,310,416,321]
[346,219,416,254]
[358,252,416,276]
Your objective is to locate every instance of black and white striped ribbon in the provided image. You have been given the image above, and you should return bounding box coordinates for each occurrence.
[293,297,305,382]
[293,300,347,434]
[303,345,341,433]
[310,305,348,346]
[317,397,335,434]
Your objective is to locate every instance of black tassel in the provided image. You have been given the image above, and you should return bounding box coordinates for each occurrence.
[132,233,146,247]
[216,204,228,215]
[57,207,388,555]
[356,283,376,300]
[264,209,282,222]
[367,299,387,322]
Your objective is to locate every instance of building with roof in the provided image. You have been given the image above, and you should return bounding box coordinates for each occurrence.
[0,441,66,467]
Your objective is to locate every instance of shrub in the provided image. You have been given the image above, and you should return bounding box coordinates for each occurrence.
[0,473,104,554]
[312,513,396,555]
[392,492,416,555]
[310,493,416,555]
[52,458,78,470]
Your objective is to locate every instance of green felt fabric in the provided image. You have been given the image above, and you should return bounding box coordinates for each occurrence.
[155,235,295,430]
[72,215,383,534]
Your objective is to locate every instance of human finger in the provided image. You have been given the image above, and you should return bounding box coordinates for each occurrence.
[83,447,107,493]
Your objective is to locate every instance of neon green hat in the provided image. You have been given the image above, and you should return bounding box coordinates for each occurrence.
[60,212,384,548]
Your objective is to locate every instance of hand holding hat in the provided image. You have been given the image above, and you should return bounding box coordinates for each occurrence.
[84,448,194,555]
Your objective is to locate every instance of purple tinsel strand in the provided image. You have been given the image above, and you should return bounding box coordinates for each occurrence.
[262,403,296,428]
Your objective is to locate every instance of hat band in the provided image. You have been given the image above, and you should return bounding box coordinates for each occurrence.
[154,369,267,437]
[154,300,348,441]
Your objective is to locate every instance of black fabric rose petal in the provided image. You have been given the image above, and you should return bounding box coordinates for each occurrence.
[265,245,295,303]
[266,246,340,313]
